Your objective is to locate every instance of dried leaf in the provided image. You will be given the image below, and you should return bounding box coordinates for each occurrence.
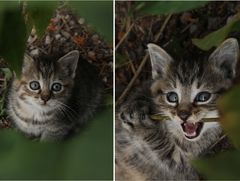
[72,35,85,46]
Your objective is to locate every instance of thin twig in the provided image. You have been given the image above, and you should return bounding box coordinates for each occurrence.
[180,23,193,34]
[209,134,227,150]
[116,14,173,105]
[125,50,136,74]
[99,63,107,76]
[155,14,173,41]
[116,54,149,105]
[115,23,134,51]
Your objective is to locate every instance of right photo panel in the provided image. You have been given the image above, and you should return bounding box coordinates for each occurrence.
[115,1,240,180]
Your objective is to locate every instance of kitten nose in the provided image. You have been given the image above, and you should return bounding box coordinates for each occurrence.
[41,94,51,103]
[178,110,191,121]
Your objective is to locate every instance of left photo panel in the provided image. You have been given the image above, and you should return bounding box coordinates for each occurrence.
[0,1,113,180]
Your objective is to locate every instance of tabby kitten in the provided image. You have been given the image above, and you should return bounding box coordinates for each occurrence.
[7,50,102,141]
[116,38,239,180]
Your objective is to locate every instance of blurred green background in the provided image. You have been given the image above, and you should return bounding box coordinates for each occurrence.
[0,1,113,180]
[0,108,113,180]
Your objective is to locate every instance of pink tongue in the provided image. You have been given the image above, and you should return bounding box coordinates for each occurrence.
[183,123,198,134]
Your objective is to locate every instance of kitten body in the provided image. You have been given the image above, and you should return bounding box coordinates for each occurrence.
[116,38,239,180]
[7,50,102,141]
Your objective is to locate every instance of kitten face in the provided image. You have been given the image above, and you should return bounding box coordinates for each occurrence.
[148,38,239,141]
[14,50,79,112]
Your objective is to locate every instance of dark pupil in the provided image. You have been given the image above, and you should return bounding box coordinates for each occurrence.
[30,81,40,90]
[167,92,178,103]
[197,92,210,102]
[52,83,61,91]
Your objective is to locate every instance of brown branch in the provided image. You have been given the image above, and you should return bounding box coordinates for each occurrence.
[155,14,173,41]
[115,23,134,52]
[125,50,136,75]
[116,14,173,105]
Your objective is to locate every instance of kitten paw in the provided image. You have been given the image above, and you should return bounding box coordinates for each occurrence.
[119,101,153,128]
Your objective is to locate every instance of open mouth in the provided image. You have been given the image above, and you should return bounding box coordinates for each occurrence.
[181,122,204,139]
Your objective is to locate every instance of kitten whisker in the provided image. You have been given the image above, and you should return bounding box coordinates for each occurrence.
[69,100,100,109]
[58,105,78,121]
[56,101,79,118]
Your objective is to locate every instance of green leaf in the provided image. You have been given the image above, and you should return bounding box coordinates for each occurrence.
[0,68,12,116]
[103,94,113,106]
[0,107,113,179]
[0,2,26,77]
[193,86,240,180]
[193,150,240,180]
[68,1,113,42]
[115,53,128,68]
[138,1,208,15]
[192,13,240,50]
[1,68,12,82]
[0,2,20,36]
[26,1,58,37]
[218,86,240,149]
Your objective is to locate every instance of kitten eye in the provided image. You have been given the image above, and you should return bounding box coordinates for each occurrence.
[195,92,211,102]
[29,81,40,90]
[166,92,178,103]
[51,83,62,92]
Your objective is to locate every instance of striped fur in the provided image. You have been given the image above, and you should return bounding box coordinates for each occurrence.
[7,50,102,141]
[116,38,239,180]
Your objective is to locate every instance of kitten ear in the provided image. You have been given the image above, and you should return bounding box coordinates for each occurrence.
[147,43,173,79]
[57,50,79,78]
[22,53,34,73]
[209,38,239,79]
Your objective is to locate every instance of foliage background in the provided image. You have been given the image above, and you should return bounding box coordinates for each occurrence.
[0,1,113,180]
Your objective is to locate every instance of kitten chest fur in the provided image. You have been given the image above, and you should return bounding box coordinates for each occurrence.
[8,89,56,136]
[116,119,221,180]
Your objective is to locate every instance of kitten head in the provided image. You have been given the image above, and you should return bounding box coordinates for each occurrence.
[14,50,79,111]
[148,38,239,141]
